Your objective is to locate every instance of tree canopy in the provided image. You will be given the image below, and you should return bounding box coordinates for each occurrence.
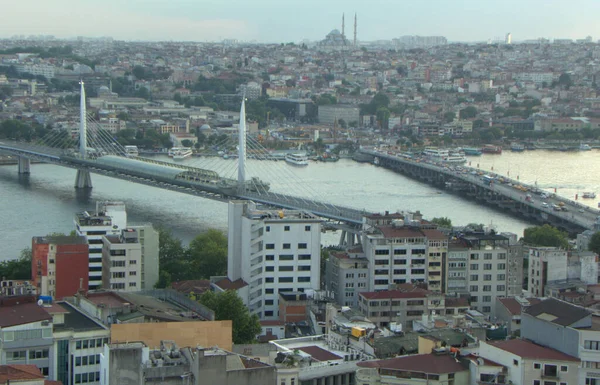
[0,248,32,280]
[156,228,228,287]
[199,290,261,344]
[523,224,568,249]
[431,217,452,228]
[588,232,600,255]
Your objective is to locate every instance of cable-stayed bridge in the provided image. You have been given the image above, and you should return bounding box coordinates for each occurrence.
[0,83,366,226]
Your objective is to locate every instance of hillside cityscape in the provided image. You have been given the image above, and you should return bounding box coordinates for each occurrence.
[2,20,600,385]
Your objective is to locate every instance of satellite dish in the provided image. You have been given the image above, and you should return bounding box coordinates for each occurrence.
[37,299,44,306]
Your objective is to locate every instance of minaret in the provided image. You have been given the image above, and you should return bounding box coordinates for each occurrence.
[354,13,357,47]
[342,13,345,38]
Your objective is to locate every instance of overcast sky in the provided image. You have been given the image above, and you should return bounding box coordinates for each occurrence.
[2,0,599,43]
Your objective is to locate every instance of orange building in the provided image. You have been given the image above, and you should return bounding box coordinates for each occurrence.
[32,235,89,300]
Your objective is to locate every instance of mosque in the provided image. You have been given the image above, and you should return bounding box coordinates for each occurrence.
[318,13,357,50]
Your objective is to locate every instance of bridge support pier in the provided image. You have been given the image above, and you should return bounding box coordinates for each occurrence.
[338,230,358,248]
[17,156,30,174]
[75,169,92,189]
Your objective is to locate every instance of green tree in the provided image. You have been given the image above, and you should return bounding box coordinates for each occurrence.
[459,106,478,119]
[588,232,600,254]
[337,119,347,129]
[431,217,452,228]
[376,107,390,129]
[443,112,456,123]
[157,228,188,283]
[187,229,228,278]
[181,139,193,148]
[523,224,568,249]
[0,248,32,280]
[199,290,261,344]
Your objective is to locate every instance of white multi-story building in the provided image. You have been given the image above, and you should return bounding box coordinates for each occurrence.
[74,202,127,290]
[74,202,158,291]
[225,200,321,320]
[101,229,142,292]
[528,247,568,297]
[361,212,447,292]
[52,301,110,385]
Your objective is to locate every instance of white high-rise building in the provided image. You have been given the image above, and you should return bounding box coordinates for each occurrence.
[74,201,127,290]
[102,228,143,292]
[505,32,512,45]
[225,200,321,320]
[74,202,159,290]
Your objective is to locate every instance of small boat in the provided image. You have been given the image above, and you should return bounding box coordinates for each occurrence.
[285,153,309,166]
[580,143,592,151]
[582,192,596,199]
[173,147,193,160]
[510,143,525,152]
[318,153,339,162]
[124,145,139,157]
[462,147,482,156]
[482,145,502,154]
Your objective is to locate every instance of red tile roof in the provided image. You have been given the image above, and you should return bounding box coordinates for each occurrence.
[360,290,428,300]
[377,226,424,239]
[0,303,52,328]
[358,353,467,374]
[498,298,522,315]
[421,229,447,240]
[489,339,579,362]
[0,364,44,382]
[297,346,342,362]
[464,354,503,367]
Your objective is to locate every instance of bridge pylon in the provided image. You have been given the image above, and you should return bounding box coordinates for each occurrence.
[237,96,247,193]
[17,156,30,174]
[75,80,92,189]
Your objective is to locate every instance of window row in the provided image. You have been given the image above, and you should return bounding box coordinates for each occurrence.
[75,372,100,384]
[76,354,101,366]
[265,243,309,250]
[76,338,109,350]
[265,254,312,261]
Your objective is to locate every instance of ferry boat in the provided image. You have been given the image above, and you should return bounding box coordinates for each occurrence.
[510,143,525,152]
[444,154,468,164]
[462,147,482,156]
[423,147,449,160]
[285,153,309,166]
[583,192,596,199]
[482,145,502,154]
[580,143,592,151]
[172,147,193,160]
[168,147,181,157]
[124,145,139,157]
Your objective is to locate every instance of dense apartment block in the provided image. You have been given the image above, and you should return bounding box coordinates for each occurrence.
[528,247,569,297]
[224,200,322,320]
[32,235,89,299]
[521,298,599,385]
[101,340,276,385]
[325,248,369,308]
[361,212,447,292]
[101,229,142,292]
[358,288,469,328]
[447,231,522,316]
[478,339,579,385]
[74,202,159,291]
[74,201,127,290]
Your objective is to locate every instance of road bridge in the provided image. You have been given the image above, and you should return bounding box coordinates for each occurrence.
[358,148,600,234]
